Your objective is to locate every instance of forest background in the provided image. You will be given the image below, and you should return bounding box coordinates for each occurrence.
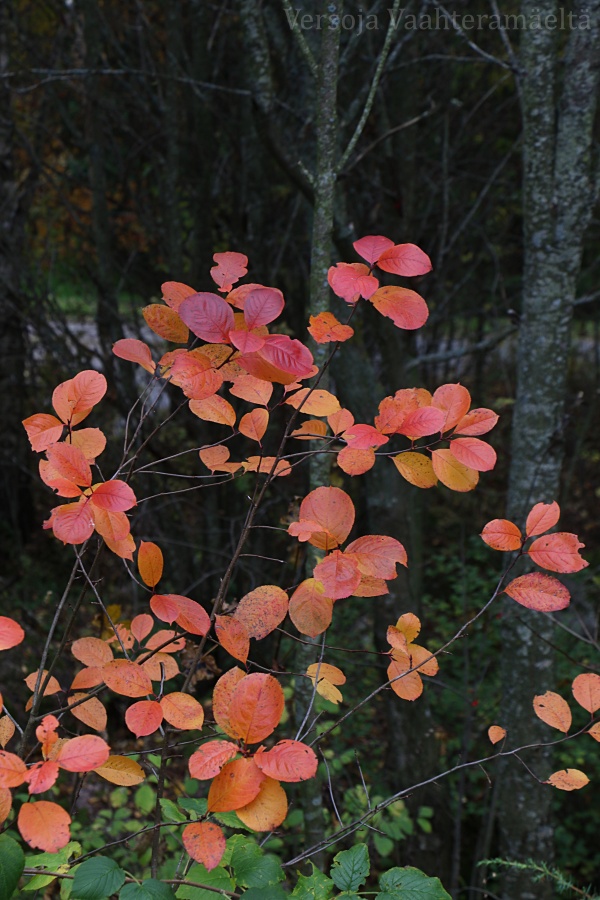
[0,1,599,898]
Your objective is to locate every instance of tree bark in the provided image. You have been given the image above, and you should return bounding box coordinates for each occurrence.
[498,3,600,897]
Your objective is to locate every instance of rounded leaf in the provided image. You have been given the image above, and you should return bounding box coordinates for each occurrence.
[189,741,239,780]
[215,616,249,665]
[533,692,572,733]
[212,667,246,739]
[353,234,395,265]
[125,700,164,737]
[56,735,110,772]
[375,242,432,276]
[207,757,265,811]
[431,449,479,492]
[138,542,164,589]
[236,776,288,831]
[94,755,145,785]
[525,501,560,538]
[488,725,506,745]
[243,286,284,328]
[228,673,285,744]
[182,821,226,871]
[160,692,205,730]
[179,292,235,344]
[234,585,289,640]
[292,486,355,551]
[431,384,471,431]
[18,801,71,852]
[102,659,153,697]
[504,573,570,612]
[369,286,429,330]
[68,694,108,732]
[545,769,589,791]
[481,519,522,551]
[449,437,496,472]
[71,636,113,667]
[572,673,600,714]
[392,452,438,489]
[143,304,189,343]
[528,533,588,574]
[0,616,25,651]
[0,751,27,787]
[113,338,155,373]
[254,740,317,782]
[289,579,333,637]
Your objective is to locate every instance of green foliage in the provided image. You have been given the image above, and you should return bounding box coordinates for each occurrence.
[0,835,25,900]
[71,857,126,899]
[483,858,600,899]
[330,844,370,892]
[120,882,177,900]
[377,867,451,899]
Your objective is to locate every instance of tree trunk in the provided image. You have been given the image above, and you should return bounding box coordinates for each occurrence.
[498,3,600,897]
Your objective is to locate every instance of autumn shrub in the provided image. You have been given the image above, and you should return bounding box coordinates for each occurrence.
[0,235,597,900]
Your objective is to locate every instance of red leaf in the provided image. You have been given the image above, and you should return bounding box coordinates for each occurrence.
[125,700,163,737]
[308,312,354,344]
[345,535,407,579]
[52,370,107,425]
[254,334,314,378]
[394,407,444,439]
[525,501,561,538]
[179,292,235,343]
[22,414,64,453]
[215,616,250,664]
[25,760,59,795]
[189,741,239,779]
[449,438,497,472]
[328,262,379,303]
[0,616,25,651]
[376,242,432,276]
[90,480,137,512]
[369,286,429,330]
[504,573,570,611]
[0,751,27,787]
[211,251,248,293]
[169,351,223,400]
[175,596,211,636]
[182,821,226,871]
[39,459,82,498]
[243,286,285,328]
[313,550,361,600]
[254,740,317,782]
[150,594,182,624]
[353,234,394,265]
[228,673,285,744]
[131,614,154,643]
[46,500,95,545]
[18,801,71,852]
[102,659,153,697]
[481,519,522,551]
[387,657,423,701]
[112,338,155,374]
[162,281,197,311]
[229,329,265,353]
[56,735,110,772]
[528,533,588,573]
[342,423,389,450]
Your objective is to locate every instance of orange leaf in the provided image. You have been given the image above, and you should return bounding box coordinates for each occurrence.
[285,388,340,417]
[160,692,204,730]
[228,673,285,744]
[189,395,236,427]
[353,574,388,597]
[138,541,164,588]
[369,285,428,330]
[162,281,197,311]
[113,338,155,373]
[199,445,241,474]
[289,486,355,551]
[525,501,560,537]
[94,755,145,785]
[68,694,107,732]
[213,667,246,739]
[71,636,113,668]
[25,670,61,696]
[488,725,506,745]
[289,579,333,637]
[0,616,25,651]
[345,535,407,580]
[39,459,82,498]
[545,769,589,791]
[143,304,189,343]
[394,613,421,643]
[291,419,328,440]
[449,437,496,472]
[67,427,107,463]
[236,776,288,831]
[189,741,239,779]
[25,760,60,795]
[528,533,588,573]
[533,691,572,733]
[46,499,95,545]
[572,673,600,714]
[480,519,522,551]
[22,413,64,452]
[244,456,291,477]
[313,551,361,600]
[91,507,131,543]
[328,408,354,434]
[504,573,570,612]
[431,449,479,492]
[387,657,423,701]
[138,651,179,682]
[308,312,354,343]
[0,717,16,749]
[18,800,71,852]
[175,597,211,636]
[125,700,164,737]
[46,443,91,487]
[102,659,153,697]
[0,787,12,825]
[56,735,110,771]
[150,593,183,623]
[229,374,273,406]
[406,643,439,677]
[207,758,265,812]
[182,821,226,871]
[52,370,107,426]
[254,740,318,782]
[71,667,104,691]
[431,383,471,431]
[215,616,250,664]
[104,532,136,561]
[588,723,600,742]
[239,408,269,442]
[0,751,27,787]
[234,585,289,640]
[337,446,376,476]
[144,630,185,653]
[170,351,223,400]
[454,408,499,436]
[392,452,438,489]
